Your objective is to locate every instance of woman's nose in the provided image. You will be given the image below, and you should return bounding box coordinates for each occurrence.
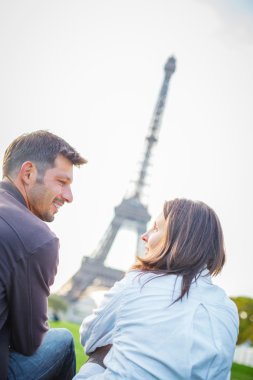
[141,232,148,242]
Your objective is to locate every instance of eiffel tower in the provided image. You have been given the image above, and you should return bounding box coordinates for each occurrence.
[61,56,176,301]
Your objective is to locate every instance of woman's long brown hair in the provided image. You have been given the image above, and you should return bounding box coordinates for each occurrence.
[131,198,225,302]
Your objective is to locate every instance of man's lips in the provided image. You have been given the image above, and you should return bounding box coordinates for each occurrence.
[53,198,64,211]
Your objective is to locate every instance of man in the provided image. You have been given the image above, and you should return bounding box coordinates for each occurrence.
[0,130,87,379]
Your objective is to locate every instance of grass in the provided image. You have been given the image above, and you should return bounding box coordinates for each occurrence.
[231,363,253,380]
[50,320,88,371]
[50,321,253,379]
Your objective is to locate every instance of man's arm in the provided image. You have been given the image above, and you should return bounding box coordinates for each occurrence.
[9,238,59,355]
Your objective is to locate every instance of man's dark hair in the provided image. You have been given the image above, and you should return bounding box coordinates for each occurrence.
[2,130,87,178]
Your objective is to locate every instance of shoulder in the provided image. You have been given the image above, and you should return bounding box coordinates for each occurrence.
[0,190,57,253]
[189,276,239,325]
[124,270,181,293]
[190,278,239,355]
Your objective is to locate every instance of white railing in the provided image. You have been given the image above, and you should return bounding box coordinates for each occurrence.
[234,345,253,367]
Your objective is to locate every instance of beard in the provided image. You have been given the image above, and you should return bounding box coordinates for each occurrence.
[26,181,56,222]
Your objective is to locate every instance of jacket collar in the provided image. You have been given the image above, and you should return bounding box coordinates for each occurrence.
[0,181,27,208]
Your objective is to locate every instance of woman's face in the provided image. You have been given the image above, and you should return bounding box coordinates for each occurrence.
[141,212,167,256]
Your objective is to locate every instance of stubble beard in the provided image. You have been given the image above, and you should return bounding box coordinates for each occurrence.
[28,181,55,223]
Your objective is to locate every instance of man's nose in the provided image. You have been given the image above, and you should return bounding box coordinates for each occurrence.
[62,185,73,203]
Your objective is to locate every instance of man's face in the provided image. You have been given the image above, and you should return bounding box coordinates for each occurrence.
[27,154,73,222]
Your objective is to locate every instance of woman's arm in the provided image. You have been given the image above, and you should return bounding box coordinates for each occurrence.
[80,274,128,354]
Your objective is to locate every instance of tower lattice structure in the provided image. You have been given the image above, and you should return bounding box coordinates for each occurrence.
[61,56,176,301]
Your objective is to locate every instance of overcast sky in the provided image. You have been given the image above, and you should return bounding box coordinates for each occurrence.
[0,0,252,297]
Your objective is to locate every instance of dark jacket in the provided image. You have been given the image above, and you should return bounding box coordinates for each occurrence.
[0,182,59,379]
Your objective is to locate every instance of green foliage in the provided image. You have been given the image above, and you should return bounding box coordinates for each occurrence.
[231,363,253,380]
[48,294,68,313]
[231,297,253,345]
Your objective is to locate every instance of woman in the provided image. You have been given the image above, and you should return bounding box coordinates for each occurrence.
[74,198,239,380]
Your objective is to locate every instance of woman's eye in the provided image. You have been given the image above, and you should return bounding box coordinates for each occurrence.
[153,223,158,231]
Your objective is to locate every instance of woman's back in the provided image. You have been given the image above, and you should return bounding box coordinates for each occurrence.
[82,270,238,380]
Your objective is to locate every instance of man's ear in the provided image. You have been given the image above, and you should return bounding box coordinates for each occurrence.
[19,161,36,185]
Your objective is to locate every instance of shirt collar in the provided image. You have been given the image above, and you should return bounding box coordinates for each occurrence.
[0,181,27,208]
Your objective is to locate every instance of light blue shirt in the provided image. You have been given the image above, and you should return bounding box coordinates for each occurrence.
[76,270,239,380]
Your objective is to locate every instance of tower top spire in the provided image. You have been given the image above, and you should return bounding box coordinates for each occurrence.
[164,56,176,74]
[132,56,176,201]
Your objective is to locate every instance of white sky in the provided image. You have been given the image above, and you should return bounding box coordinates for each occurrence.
[0,0,252,297]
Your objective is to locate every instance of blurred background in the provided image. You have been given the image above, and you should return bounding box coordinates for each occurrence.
[0,0,252,300]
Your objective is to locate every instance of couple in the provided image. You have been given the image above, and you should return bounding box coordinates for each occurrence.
[0,131,238,379]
